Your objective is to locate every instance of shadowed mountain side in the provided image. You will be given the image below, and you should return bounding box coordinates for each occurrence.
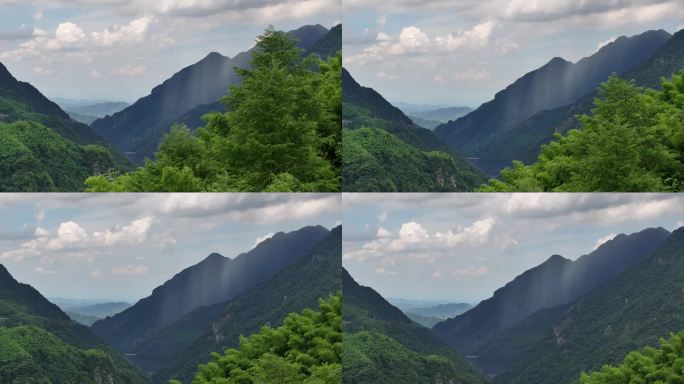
[91,225,329,352]
[433,227,670,354]
[144,226,342,383]
[434,29,672,164]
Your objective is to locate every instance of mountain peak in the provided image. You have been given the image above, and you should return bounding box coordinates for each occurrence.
[545,254,569,264]
[0,62,13,79]
[203,252,226,262]
[0,264,14,281]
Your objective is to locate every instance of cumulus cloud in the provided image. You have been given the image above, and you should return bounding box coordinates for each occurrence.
[593,233,617,250]
[345,21,496,65]
[0,217,156,260]
[344,218,497,262]
[0,17,152,60]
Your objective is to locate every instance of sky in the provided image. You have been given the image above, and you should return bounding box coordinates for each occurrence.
[0,193,340,302]
[343,0,684,106]
[343,193,684,303]
[0,0,341,102]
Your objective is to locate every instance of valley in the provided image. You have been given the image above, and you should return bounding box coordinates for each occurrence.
[342,193,684,383]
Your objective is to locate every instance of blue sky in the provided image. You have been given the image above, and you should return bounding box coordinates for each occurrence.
[343,193,684,303]
[343,0,684,106]
[0,194,340,302]
[0,0,341,102]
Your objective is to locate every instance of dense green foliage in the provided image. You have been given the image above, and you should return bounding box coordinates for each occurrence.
[0,121,119,191]
[343,128,483,191]
[0,64,130,191]
[580,332,684,384]
[86,27,341,192]
[170,294,341,384]
[481,72,684,192]
[0,326,145,384]
[0,265,148,383]
[495,228,684,384]
[342,69,485,192]
[342,269,486,384]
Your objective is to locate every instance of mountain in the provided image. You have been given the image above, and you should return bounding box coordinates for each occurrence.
[62,301,131,325]
[342,268,487,384]
[0,264,148,383]
[64,102,130,124]
[0,63,131,191]
[91,25,333,164]
[405,312,444,328]
[434,29,672,174]
[92,225,329,352]
[408,107,473,129]
[477,29,684,176]
[64,102,130,118]
[434,228,671,354]
[407,303,473,318]
[305,23,342,58]
[494,227,684,384]
[342,68,485,191]
[137,226,341,383]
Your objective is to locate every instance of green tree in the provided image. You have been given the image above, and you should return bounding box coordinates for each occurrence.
[171,294,341,384]
[87,26,341,192]
[480,72,684,192]
[580,332,684,384]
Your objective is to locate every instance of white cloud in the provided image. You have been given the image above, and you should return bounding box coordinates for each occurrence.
[432,269,443,279]
[92,216,154,246]
[452,69,490,81]
[675,221,684,229]
[46,221,88,251]
[90,269,102,278]
[253,232,275,248]
[344,218,497,262]
[375,267,398,276]
[452,265,489,277]
[89,69,102,78]
[111,264,149,276]
[345,21,496,65]
[376,71,398,80]
[595,36,617,52]
[110,64,147,76]
[594,233,618,250]
[376,227,392,238]
[32,66,55,75]
[32,9,43,21]
[34,227,50,237]
[90,17,152,47]
[377,211,388,222]
[34,210,45,222]
[34,266,56,275]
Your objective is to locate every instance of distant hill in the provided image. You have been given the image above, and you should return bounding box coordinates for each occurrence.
[91,24,337,164]
[407,302,473,319]
[62,301,131,325]
[0,63,131,191]
[342,268,487,384]
[0,264,148,383]
[433,228,670,354]
[434,29,672,175]
[408,106,473,129]
[495,227,684,384]
[63,102,129,124]
[342,68,485,191]
[92,225,329,352]
[147,226,341,383]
